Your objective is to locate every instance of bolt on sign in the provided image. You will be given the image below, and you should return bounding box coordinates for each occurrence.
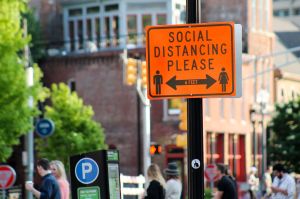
[146,22,242,99]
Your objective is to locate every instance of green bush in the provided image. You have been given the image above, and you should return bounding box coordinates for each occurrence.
[205,188,214,199]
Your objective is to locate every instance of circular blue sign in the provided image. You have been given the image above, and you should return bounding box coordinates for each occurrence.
[35,119,55,137]
[75,158,99,184]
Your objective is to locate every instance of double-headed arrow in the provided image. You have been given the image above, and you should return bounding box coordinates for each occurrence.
[166,74,216,90]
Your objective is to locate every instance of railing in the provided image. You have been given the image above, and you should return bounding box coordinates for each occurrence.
[120,174,145,199]
[45,33,146,57]
[0,186,22,199]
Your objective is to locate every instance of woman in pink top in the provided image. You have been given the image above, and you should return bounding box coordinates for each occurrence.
[50,160,70,199]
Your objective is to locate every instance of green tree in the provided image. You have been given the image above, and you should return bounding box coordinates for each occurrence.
[0,0,44,161]
[36,83,107,169]
[24,9,45,62]
[269,97,300,172]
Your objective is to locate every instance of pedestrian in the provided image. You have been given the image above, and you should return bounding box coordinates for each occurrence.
[145,164,166,199]
[25,158,61,199]
[225,165,237,190]
[271,163,295,199]
[263,166,273,198]
[164,162,182,199]
[214,163,238,199]
[296,175,300,199]
[50,160,70,199]
[248,166,259,199]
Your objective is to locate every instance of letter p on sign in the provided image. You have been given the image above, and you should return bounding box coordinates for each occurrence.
[82,163,92,179]
[75,158,99,184]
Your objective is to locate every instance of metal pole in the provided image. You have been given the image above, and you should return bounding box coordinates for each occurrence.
[2,189,5,199]
[135,57,151,176]
[210,134,215,191]
[187,99,204,198]
[143,88,151,176]
[252,121,256,167]
[261,104,265,193]
[186,0,203,198]
[136,93,142,174]
[24,19,34,199]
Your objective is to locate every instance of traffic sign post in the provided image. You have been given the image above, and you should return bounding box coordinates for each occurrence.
[35,118,55,138]
[204,164,219,182]
[205,164,219,191]
[145,0,242,198]
[0,165,16,199]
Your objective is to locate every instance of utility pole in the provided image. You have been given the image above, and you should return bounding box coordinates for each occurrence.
[135,59,151,176]
[24,19,34,199]
[142,88,151,176]
[186,0,204,198]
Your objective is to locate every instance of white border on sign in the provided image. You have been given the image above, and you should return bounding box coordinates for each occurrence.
[0,165,16,189]
[75,158,99,185]
[234,24,243,98]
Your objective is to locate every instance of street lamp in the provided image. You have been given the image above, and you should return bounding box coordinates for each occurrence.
[249,109,256,167]
[256,89,269,193]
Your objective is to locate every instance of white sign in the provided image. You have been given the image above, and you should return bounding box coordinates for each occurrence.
[191,159,201,169]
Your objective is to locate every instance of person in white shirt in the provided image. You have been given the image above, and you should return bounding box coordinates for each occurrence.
[264,166,273,198]
[271,164,295,199]
[248,166,259,198]
[296,177,300,199]
[164,162,182,199]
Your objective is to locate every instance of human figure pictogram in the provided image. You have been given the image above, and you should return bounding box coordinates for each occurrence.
[218,67,229,92]
[153,70,163,95]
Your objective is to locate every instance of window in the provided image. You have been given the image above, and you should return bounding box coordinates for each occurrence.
[127,15,137,45]
[168,99,181,115]
[87,6,100,14]
[157,14,166,25]
[77,20,84,49]
[294,8,300,15]
[69,8,82,17]
[68,21,75,51]
[105,4,119,12]
[142,15,152,44]
[206,132,213,164]
[112,16,119,46]
[275,9,289,17]
[95,18,101,48]
[105,17,110,47]
[68,79,76,92]
[87,18,92,41]
[142,15,152,30]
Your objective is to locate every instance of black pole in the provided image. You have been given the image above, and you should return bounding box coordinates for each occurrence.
[186,1,203,198]
[137,93,142,174]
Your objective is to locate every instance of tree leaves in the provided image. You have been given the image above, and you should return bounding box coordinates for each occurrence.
[269,97,300,172]
[35,83,107,170]
[0,0,38,162]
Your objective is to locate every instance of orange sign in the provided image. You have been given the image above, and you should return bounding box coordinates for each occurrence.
[146,22,236,99]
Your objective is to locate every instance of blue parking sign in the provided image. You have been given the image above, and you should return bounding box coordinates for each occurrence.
[75,158,99,184]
